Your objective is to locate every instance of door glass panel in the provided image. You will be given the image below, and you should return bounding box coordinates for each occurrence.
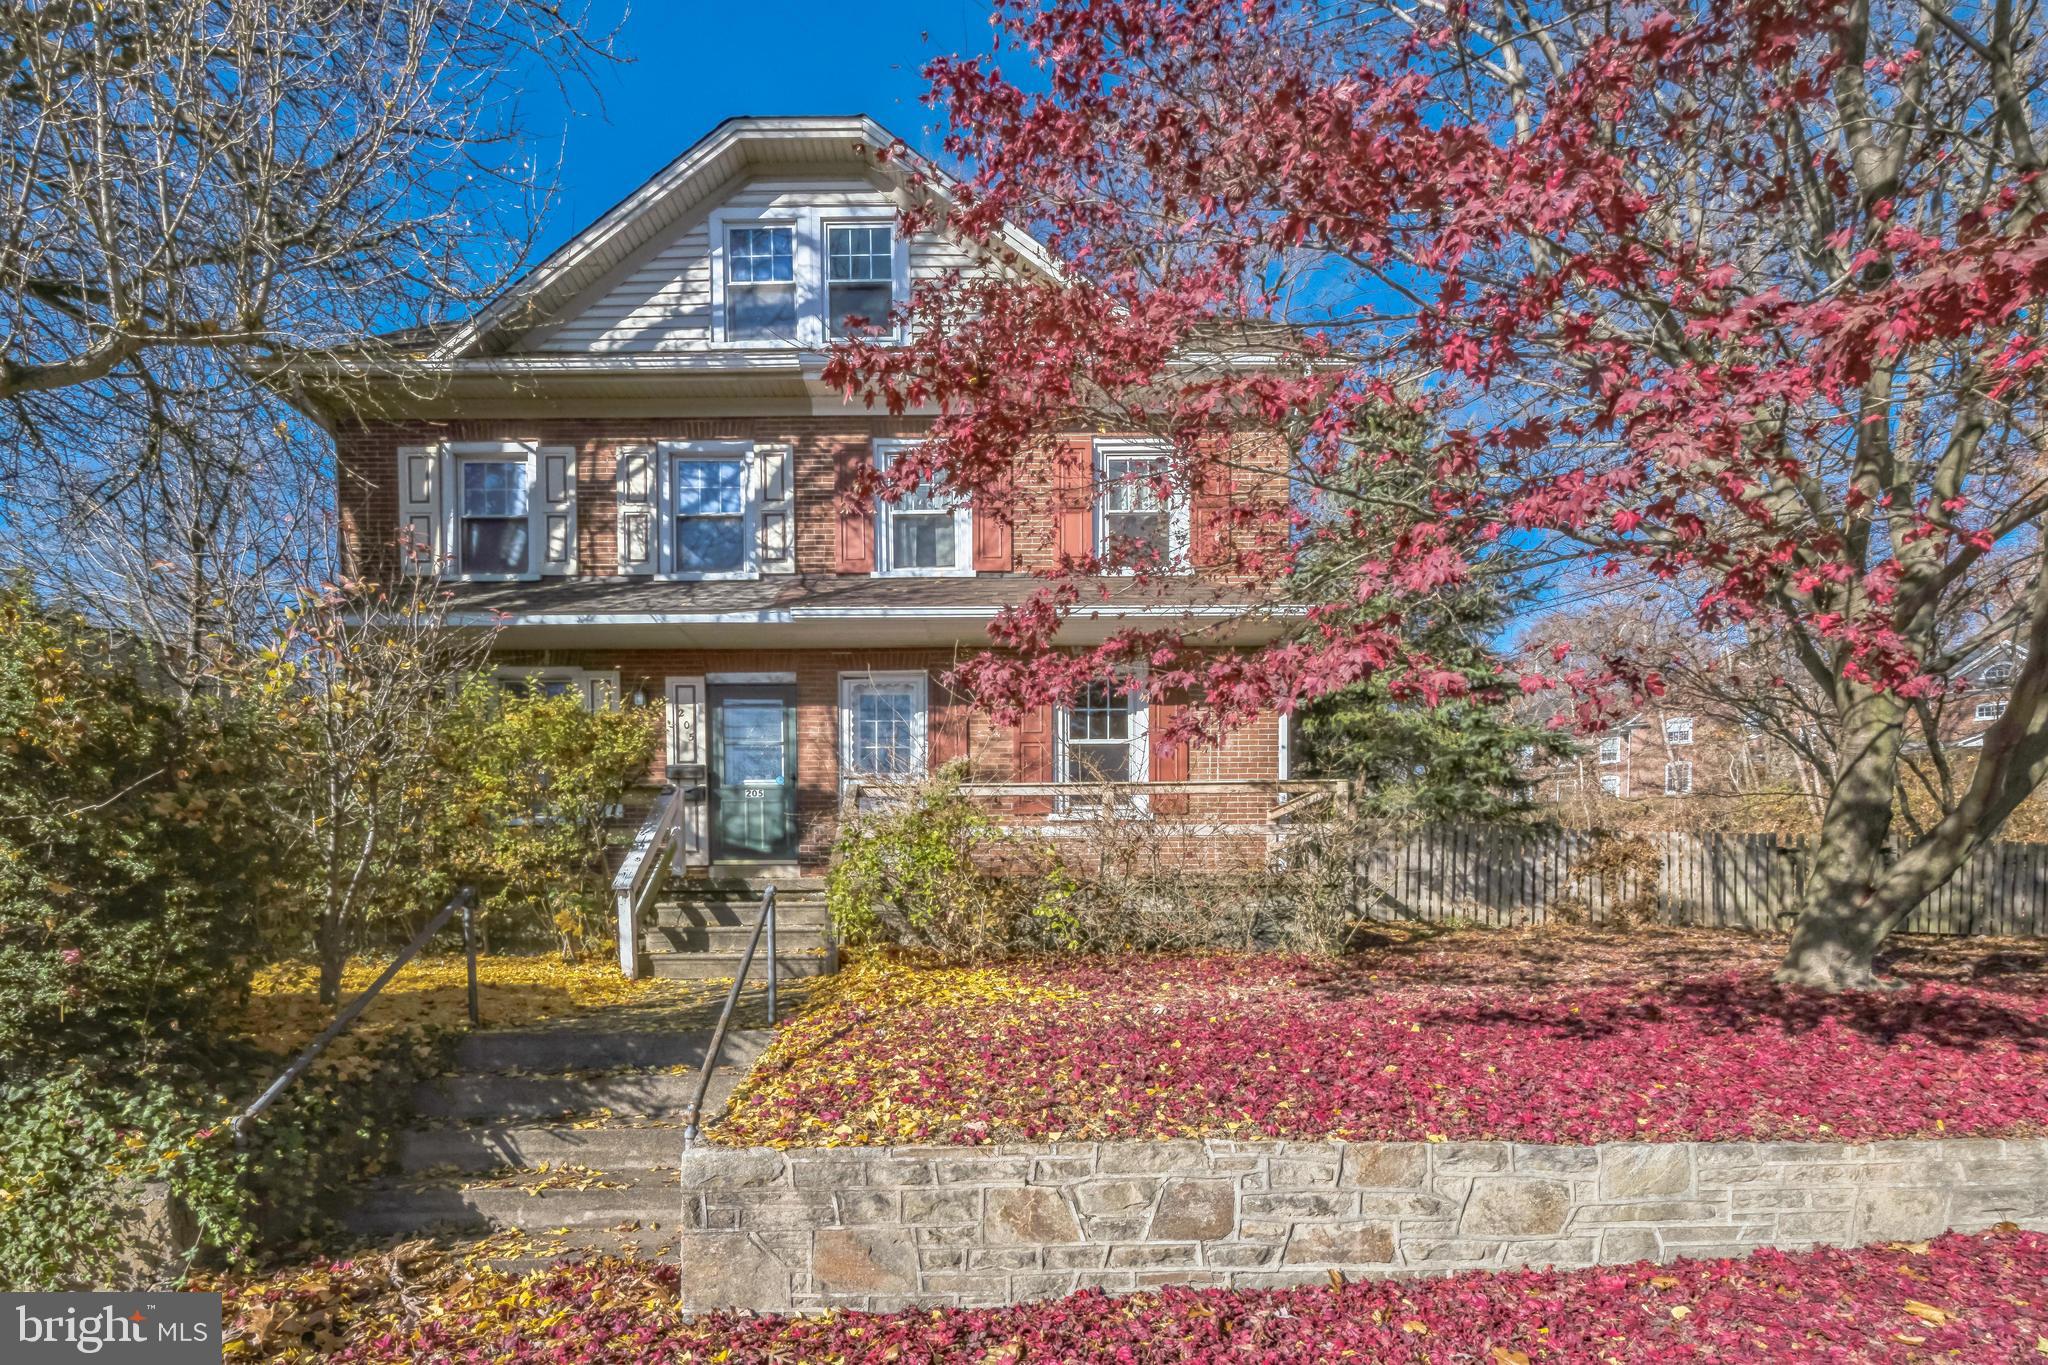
[721,699,785,784]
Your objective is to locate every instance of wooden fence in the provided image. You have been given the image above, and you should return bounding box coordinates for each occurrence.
[1360,825,2048,936]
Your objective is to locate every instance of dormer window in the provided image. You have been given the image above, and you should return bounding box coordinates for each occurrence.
[725,226,796,342]
[828,225,894,338]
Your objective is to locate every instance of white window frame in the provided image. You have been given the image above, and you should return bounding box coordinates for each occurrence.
[1055,679,1149,816]
[872,439,973,578]
[659,440,758,581]
[1599,772,1623,797]
[838,671,931,782]
[1976,699,2008,721]
[1663,761,1693,796]
[1663,715,1694,746]
[1597,736,1624,765]
[1093,439,1190,573]
[707,205,907,348]
[1980,660,2016,687]
[492,666,620,711]
[444,441,540,583]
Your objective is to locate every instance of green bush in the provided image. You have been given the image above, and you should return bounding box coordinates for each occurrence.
[828,769,1085,959]
[0,586,280,1067]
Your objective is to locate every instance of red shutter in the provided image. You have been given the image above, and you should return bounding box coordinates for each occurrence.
[1053,439,1094,562]
[1012,703,1055,814]
[834,442,875,574]
[1150,701,1189,814]
[929,685,970,771]
[972,486,1013,572]
[1191,459,1234,567]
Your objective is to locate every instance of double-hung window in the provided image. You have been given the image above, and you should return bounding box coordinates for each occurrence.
[664,443,755,580]
[1664,761,1693,796]
[458,456,530,577]
[874,441,972,576]
[1663,716,1694,745]
[1095,442,1188,570]
[1599,773,1623,797]
[827,225,894,338]
[725,225,796,342]
[1977,699,2008,721]
[1059,682,1148,786]
[1597,736,1624,765]
[840,673,929,782]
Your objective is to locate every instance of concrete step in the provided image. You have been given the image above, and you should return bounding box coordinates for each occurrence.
[411,1042,769,1121]
[397,1121,686,1175]
[452,1026,768,1076]
[642,924,832,955]
[343,1173,682,1239]
[653,899,830,930]
[646,950,831,981]
[670,875,826,895]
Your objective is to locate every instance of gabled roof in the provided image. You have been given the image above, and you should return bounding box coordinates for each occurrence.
[433,114,1058,361]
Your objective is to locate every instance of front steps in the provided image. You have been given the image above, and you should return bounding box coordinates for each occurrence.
[345,1018,774,1265]
[642,875,835,981]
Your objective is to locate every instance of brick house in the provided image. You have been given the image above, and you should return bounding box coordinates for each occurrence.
[287,116,1318,970]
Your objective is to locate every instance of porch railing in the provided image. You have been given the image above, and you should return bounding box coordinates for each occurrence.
[613,782,686,977]
[232,885,478,1148]
[840,778,1352,823]
[682,883,777,1146]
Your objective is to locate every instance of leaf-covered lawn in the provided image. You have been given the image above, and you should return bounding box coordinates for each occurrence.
[719,930,2048,1146]
[214,1229,2048,1362]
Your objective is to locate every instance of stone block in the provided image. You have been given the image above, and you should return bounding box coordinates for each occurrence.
[969,1247,1042,1271]
[1599,1228,1661,1263]
[1432,1144,1512,1174]
[836,1190,900,1224]
[1399,1238,1503,1266]
[679,1150,786,1190]
[1269,1158,1341,1189]
[1514,1145,1600,1174]
[937,1158,1030,1184]
[1461,1177,1572,1237]
[1229,1269,1342,1290]
[1341,1144,1427,1188]
[1573,1200,1724,1225]
[1951,1186,2048,1224]
[1074,1271,1138,1292]
[916,1224,979,1248]
[1047,1245,1110,1270]
[1356,1191,1458,1219]
[741,1195,839,1230]
[1203,1242,1279,1269]
[986,1187,1081,1245]
[1032,1156,1097,1183]
[1498,1237,1598,1267]
[1600,1145,1692,1200]
[1011,1272,1081,1300]
[1149,1180,1236,1241]
[1236,1219,1292,1241]
[813,1228,919,1296]
[1728,1189,1809,1214]
[920,1249,966,1271]
[791,1159,862,1190]
[1771,1211,1854,1244]
[866,1158,935,1186]
[1081,1214,1151,1240]
[1077,1179,1159,1215]
[679,1233,792,1312]
[1756,1142,1850,1163]
[1241,1191,1355,1219]
[1856,1187,1951,1242]
[1099,1141,1212,1174]
[1281,1222,1396,1266]
[1135,1270,1228,1288]
[1657,1222,1773,1245]
[920,1272,1011,1301]
[1109,1243,1200,1268]
[904,1188,982,1225]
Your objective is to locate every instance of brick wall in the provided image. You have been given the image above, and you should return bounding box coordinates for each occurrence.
[676,1136,2048,1313]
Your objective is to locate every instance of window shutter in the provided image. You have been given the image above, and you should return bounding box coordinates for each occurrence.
[395,444,440,575]
[756,442,796,574]
[972,472,1014,572]
[1054,439,1094,562]
[615,442,657,576]
[535,444,577,576]
[834,442,875,574]
[1012,703,1054,815]
[1190,460,1233,567]
[929,683,970,771]
[1150,701,1190,814]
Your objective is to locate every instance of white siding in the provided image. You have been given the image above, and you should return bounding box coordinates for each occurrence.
[533,177,985,355]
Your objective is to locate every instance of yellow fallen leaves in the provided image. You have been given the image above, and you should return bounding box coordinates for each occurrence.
[1902,1300,1956,1326]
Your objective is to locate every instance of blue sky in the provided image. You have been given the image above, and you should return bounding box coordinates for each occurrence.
[527,2,984,256]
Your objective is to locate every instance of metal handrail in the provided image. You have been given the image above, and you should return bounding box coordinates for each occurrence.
[232,885,479,1148]
[613,783,686,976]
[681,883,777,1145]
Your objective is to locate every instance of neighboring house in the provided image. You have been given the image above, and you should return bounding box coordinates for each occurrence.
[286,116,1312,923]
[1520,706,1810,810]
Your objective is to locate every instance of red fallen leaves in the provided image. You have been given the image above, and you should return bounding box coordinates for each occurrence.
[222,1229,2048,1362]
[720,931,2048,1147]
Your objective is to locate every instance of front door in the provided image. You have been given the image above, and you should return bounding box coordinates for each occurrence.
[709,684,798,862]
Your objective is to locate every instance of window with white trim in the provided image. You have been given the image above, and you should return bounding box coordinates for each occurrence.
[1058,682,1148,785]
[661,442,757,581]
[1981,660,2016,687]
[827,224,894,338]
[1664,761,1693,796]
[874,441,972,576]
[493,667,619,711]
[1663,715,1694,745]
[1095,442,1188,570]
[1599,773,1622,797]
[724,225,796,342]
[1976,699,2008,721]
[1598,736,1624,765]
[840,673,929,780]
[457,456,530,577]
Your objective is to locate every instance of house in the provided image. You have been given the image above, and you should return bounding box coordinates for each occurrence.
[282,116,1325,972]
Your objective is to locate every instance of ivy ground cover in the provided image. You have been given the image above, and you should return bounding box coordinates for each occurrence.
[216,1228,2048,1362]
[719,930,2048,1146]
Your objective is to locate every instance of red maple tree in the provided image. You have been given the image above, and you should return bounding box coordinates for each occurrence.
[829,0,2048,989]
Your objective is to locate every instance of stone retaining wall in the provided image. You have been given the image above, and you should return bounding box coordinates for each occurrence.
[677,1137,2048,1313]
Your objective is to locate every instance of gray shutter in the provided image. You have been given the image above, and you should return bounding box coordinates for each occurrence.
[756,442,796,574]
[395,444,439,575]
[616,442,657,576]
[536,444,577,576]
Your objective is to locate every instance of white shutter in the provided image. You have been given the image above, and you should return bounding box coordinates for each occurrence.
[666,675,710,868]
[395,444,440,575]
[756,442,796,574]
[534,444,577,576]
[615,442,657,575]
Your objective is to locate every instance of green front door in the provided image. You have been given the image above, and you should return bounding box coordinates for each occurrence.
[709,684,798,862]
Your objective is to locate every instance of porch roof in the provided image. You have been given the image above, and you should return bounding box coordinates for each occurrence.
[443,574,1296,648]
